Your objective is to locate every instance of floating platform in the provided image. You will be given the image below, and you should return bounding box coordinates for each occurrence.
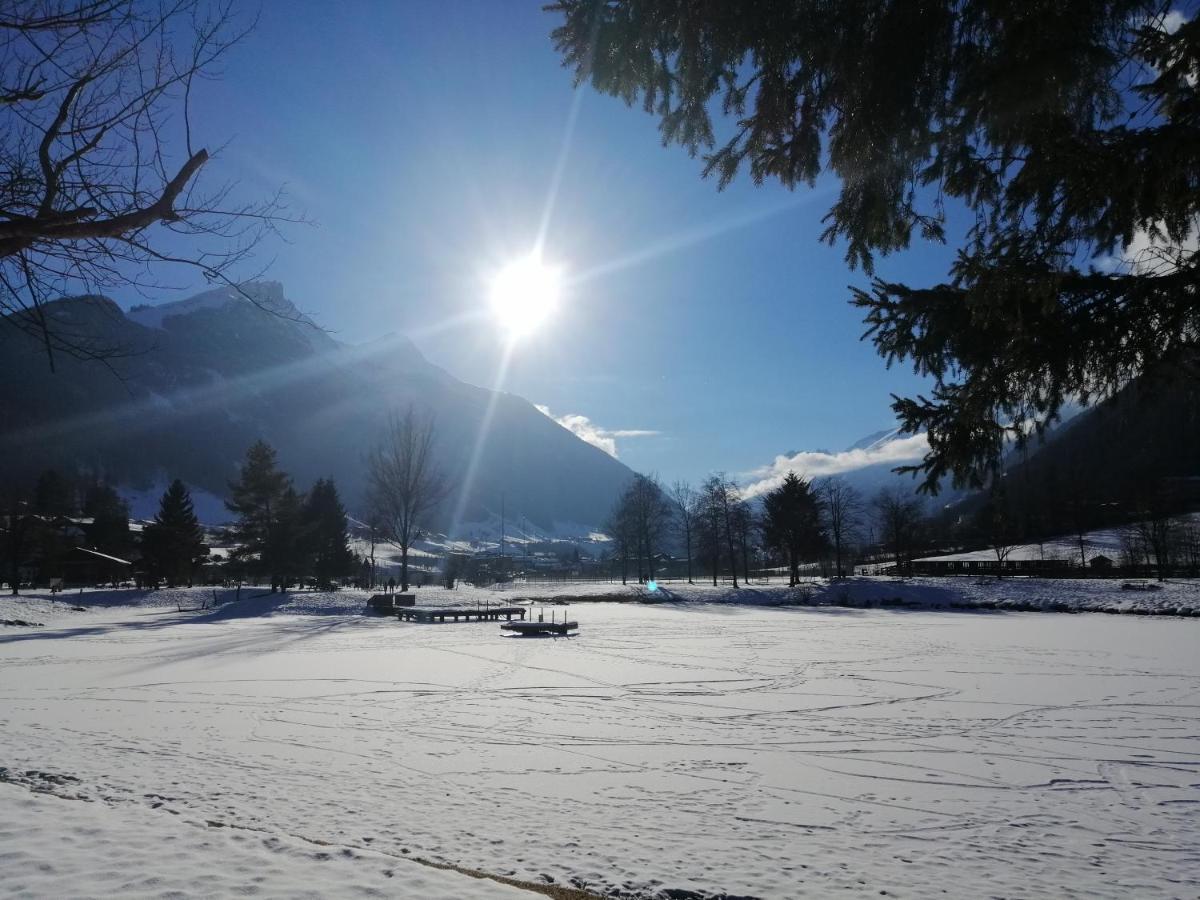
[397,606,526,623]
[500,619,578,636]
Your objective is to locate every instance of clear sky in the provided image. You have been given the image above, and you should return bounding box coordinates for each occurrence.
[158,0,959,487]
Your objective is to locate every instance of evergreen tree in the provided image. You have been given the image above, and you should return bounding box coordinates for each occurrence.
[302,478,354,590]
[1,484,37,596]
[29,469,72,583]
[82,482,131,559]
[226,440,290,590]
[142,480,208,587]
[551,1,1200,490]
[266,486,306,592]
[33,469,74,517]
[762,473,825,587]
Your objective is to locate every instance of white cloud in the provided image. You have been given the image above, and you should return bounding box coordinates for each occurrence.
[535,405,659,458]
[742,432,930,497]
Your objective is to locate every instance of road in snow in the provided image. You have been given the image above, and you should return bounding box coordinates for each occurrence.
[1,596,1197,898]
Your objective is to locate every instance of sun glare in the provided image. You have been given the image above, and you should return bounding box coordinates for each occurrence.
[489,254,561,339]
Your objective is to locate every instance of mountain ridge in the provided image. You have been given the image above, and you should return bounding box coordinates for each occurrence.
[0,285,634,530]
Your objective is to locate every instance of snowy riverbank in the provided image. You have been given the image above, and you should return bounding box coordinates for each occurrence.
[4,573,1199,629]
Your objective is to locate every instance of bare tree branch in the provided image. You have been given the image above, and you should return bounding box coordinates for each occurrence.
[0,0,298,366]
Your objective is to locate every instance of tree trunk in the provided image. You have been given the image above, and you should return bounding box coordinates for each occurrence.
[401,544,410,592]
[726,531,739,589]
[685,526,693,584]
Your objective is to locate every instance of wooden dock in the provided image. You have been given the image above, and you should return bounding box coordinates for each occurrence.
[501,619,578,636]
[397,605,526,623]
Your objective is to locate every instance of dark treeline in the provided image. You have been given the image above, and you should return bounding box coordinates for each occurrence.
[0,441,357,595]
[223,441,355,592]
[1,469,143,595]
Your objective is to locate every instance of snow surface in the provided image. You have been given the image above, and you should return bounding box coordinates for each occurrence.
[1,785,530,899]
[2,586,1198,899]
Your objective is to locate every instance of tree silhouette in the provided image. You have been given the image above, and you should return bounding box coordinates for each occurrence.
[0,0,294,369]
[366,408,448,593]
[226,440,289,590]
[142,479,207,587]
[762,473,825,587]
[550,1,1200,490]
[303,478,354,590]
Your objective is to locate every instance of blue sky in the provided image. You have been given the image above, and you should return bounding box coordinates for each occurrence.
[158,0,961,487]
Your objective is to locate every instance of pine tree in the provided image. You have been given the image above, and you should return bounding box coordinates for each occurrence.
[762,473,826,587]
[226,440,290,590]
[303,478,355,590]
[82,482,131,559]
[266,486,305,592]
[33,469,74,517]
[142,480,208,587]
[551,2,1200,491]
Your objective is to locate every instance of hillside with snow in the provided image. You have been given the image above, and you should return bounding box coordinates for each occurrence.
[0,284,633,531]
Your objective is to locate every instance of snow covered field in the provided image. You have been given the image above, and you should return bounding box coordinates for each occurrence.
[2,591,1198,899]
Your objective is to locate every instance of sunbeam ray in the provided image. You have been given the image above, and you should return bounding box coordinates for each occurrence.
[445,339,516,542]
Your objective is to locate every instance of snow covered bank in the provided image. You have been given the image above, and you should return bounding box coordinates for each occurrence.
[1,602,1197,898]
[4,573,1198,628]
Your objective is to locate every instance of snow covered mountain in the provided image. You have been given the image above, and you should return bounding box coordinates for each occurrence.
[0,285,634,528]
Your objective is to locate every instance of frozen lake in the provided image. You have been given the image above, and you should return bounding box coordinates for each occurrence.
[2,601,1198,898]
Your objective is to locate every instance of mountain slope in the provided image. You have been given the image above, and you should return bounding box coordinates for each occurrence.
[0,285,633,528]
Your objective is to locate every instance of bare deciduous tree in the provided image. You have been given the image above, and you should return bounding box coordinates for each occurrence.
[697,475,724,586]
[698,473,741,589]
[819,477,862,579]
[605,493,634,585]
[609,473,672,583]
[874,487,924,576]
[669,479,697,584]
[366,407,449,593]
[1129,482,1178,581]
[731,498,755,584]
[0,0,295,369]
[982,485,1019,576]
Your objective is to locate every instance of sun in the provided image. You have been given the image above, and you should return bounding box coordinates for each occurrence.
[489,254,561,339]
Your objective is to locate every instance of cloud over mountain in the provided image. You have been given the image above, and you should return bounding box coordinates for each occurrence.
[535,405,658,459]
[742,431,929,497]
